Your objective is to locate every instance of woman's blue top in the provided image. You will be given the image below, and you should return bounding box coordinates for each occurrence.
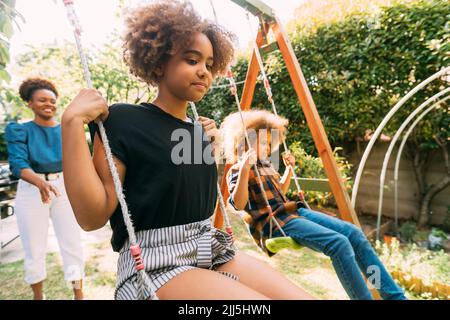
[4,121,62,179]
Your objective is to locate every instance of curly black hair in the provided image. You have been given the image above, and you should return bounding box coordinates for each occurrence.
[18,77,59,102]
[123,0,236,86]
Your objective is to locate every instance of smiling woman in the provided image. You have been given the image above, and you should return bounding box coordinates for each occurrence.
[4,77,85,300]
[18,78,59,125]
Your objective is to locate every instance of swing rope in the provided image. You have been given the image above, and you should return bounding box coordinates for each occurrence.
[208,0,286,240]
[244,12,311,210]
[189,102,234,237]
[224,71,287,239]
[62,0,157,300]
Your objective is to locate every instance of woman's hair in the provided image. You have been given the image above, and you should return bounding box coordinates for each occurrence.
[123,0,236,86]
[220,110,289,164]
[18,77,59,102]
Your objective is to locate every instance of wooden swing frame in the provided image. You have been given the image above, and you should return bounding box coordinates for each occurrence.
[215,1,383,300]
[214,0,361,229]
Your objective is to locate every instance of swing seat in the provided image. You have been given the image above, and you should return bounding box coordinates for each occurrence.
[265,236,302,254]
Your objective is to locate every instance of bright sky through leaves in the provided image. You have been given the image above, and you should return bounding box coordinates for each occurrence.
[9,0,306,59]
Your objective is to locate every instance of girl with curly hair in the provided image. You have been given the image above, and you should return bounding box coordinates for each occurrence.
[5,77,85,300]
[222,109,407,300]
[61,0,314,300]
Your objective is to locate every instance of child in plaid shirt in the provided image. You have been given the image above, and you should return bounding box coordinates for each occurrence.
[222,109,406,300]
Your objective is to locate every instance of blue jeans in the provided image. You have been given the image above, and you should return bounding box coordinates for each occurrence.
[272,208,406,300]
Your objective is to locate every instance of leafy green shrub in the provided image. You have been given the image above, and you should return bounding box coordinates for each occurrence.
[431,228,448,239]
[428,228,448,250]
[199,0,449,157]
[375,239,450,286]
[286,143,353,207]
[399,221,418,242]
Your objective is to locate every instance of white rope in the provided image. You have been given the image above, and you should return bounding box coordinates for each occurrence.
[225,73,287,238]
[245,12,311,210]
[62,0,157,300]
[208,0,219,24]
[188,102,234,236]
[208,0,286,238]
[210,80,246,90]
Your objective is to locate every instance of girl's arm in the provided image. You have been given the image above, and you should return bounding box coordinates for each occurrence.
[230,165,251,210]
[230,149,257,210]
[61,89,124,231]
[280,167,293,194]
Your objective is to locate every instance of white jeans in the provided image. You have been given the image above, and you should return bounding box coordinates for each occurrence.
[14,173,84,285]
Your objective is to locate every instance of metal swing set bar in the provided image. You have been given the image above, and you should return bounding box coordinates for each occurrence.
[215,0,361,229]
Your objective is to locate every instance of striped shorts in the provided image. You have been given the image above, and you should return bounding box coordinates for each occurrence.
[115,218,237,300]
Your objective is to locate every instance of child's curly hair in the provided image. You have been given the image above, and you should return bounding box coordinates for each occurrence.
[220,110,289,164]
[18,77,59,102]
[123,0,236,86]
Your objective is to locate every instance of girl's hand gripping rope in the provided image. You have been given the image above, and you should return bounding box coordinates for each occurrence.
[63,89,109,125]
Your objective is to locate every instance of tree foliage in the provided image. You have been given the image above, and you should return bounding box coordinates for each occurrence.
[0,0,23,85]
[199,0,449,216]
[0,32,154,160]
[200,0,449,156]
[6,33,154,121]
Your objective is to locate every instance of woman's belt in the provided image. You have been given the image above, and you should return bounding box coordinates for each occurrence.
[35,172,62,181]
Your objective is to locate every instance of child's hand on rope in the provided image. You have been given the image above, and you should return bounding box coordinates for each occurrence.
[282,153,296,168]
[198,116,219,143]
[63,88,109,125]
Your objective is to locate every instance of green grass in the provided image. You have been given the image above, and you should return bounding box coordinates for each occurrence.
[0,253,73,300]
[0,248,116,300]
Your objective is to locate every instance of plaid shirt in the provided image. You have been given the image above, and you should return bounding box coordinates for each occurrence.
[226,159,303,255]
